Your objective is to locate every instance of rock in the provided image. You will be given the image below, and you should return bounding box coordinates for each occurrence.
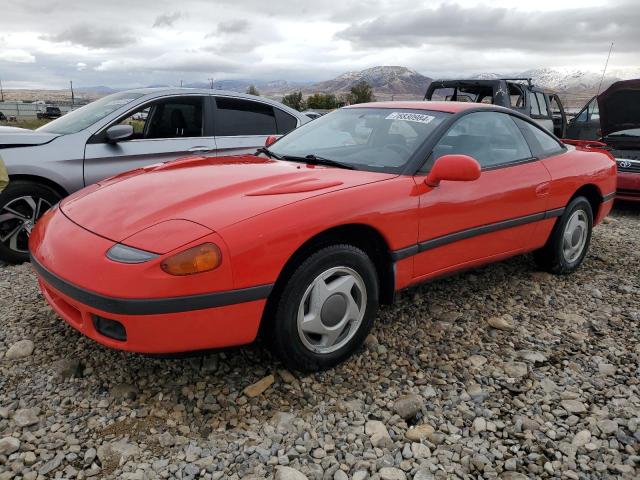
[516,350,547,363]
[5,339,34,359]
[572,430,591,446]
[411,442,431,458]
[84,447,97,464]
[597,363,616,376]
[275,466,308,480]
[499,473,528,480]
[472,417,487,433]
[39,453,64,476]
[413,470,434,480]
[561,400,587,414]
[53,358,83,379]
[366,420,392,448]
[24,451,37,466]
[379,467,407,480]
[243,375,274,397]
[393,394,423,420]
[110,383,138,401]
[353,471,369,480]
[278,369,296,384]
[503,361,528,378]
[334,470,348,480]
[487,315,514,331]
[0,437,20,455]
[405,424,435,442]
[469,354,487,367]
[13,408,39,427]
[271,411,296,433]
[439,311,460,323]
[597,419,618,435]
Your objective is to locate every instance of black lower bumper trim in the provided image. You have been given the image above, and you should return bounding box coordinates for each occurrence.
[31,255,272,316]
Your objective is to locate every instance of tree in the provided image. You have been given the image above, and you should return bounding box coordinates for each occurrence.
[281,91,305,111]
[349,81,374,104]
[246,85,260,96]
[306,93,338,110]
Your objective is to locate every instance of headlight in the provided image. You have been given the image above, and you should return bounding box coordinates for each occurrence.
[160,243,221,276]
[106,244,158,264]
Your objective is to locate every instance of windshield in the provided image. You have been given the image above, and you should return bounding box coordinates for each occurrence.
[37,92,145,134]
[268,108,449,173]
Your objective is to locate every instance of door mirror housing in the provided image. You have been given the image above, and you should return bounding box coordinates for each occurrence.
[106,124,134,143]
[265,135,278,147]
[425,154,481,187]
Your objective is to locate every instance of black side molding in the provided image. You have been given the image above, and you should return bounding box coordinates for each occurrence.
[391,207,565,261]
[31,255,272,316]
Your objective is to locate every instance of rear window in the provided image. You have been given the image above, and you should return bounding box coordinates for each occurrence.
[214,97,277,136]
[274,108,298,134]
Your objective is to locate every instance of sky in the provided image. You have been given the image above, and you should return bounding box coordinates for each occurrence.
[0,0,638,89]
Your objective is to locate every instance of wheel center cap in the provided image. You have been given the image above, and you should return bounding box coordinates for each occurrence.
[571,227,581,246]
[321,294,347,327]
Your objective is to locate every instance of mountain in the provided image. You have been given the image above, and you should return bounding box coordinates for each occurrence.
[183,79,311,94]
[306,66,432,97]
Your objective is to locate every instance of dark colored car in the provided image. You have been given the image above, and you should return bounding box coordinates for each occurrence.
[37,106,62,120]
[425,78,567,137]
[566,80,640,201]
[0,112,6,122]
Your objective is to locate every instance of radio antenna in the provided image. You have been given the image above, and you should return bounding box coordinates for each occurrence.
[596,42,614,95]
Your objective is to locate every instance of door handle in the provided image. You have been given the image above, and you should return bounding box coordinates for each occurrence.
[535,182,550,197]
[188,146,214,153]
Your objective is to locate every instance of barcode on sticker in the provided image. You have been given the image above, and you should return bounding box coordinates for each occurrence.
[385,112,434,124]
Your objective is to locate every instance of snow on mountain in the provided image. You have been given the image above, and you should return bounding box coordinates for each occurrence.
[307,66,432,96]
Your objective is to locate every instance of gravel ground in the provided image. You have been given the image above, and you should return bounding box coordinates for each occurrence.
[1,204,639,480]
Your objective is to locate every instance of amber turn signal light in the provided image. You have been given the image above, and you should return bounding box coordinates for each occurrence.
[161,243,222,276]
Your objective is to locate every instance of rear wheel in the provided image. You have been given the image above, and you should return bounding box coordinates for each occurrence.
[269,244,379,372]
[0,181,61,264]
[534,196,593,274]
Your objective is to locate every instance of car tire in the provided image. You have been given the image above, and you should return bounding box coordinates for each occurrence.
[269,244,379,372]
[0,181,61,264]
[534,196,593,274]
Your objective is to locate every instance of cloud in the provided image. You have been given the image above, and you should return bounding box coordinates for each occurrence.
[42,24,135,49]
[337,2,640,54]
[213,19,250,36]
[76,62,87,71]
[0,49,35,63]
[153,12,184,28]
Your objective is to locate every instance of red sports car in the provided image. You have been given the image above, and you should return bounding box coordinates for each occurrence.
[30,102,616,371]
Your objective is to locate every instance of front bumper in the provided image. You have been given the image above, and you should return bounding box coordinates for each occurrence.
[617,171,640,202]
[32,255,269,353]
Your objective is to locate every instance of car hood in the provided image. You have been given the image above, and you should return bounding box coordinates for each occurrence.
[61,154,395,243]
[0,127,60,147]
[597,79,640,137]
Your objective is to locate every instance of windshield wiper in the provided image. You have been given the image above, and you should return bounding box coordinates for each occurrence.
[255,147,283,160]
[282,154,355,170]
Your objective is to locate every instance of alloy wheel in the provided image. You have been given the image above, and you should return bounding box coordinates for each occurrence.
[562,209,588,263]
[0,196,52,253]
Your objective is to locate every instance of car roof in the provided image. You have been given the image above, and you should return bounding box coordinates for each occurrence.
[347,101,500,114]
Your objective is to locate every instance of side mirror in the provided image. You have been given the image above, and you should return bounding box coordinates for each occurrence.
[425,154,481,187]
[106,124,134,143]
[265,135,278,147]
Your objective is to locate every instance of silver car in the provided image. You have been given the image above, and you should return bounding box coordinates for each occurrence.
[0,88,309,263]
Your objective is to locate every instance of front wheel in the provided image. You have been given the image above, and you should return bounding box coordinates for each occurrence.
[0,181,61,264]
[534,196,593,274]
[269,245,379,372]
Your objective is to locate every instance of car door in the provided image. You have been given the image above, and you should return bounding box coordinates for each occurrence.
[566,97,600,140]
[412,111,552,281]
[83,95,215,186]
[212,96,298,156]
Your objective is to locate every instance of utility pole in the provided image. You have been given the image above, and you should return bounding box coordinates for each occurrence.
[70,80,75,107]
[180,80,183,87]
[0,79,4,102]
[208,78,214,89]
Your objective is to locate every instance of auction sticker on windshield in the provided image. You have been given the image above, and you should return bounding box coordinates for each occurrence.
[385,112,435,124]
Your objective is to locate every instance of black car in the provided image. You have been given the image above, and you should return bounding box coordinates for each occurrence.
[37,106,62,119]
[425,78,567,137]
[0,111,6,122]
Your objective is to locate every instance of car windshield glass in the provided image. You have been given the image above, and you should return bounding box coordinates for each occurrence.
[37,92,145,134]
[268,108,449,173]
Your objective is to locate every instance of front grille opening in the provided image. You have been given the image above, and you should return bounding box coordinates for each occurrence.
[93,316,127,342]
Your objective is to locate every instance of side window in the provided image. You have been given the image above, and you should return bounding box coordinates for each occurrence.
[530,94,541,116]
[214,97,277,136]
[575,97,596,123]
[146,97,203,139]
[513,117,565,157]
[535,93,549,117]
[114,97,204,140]
[274,108,298,134]
[431,112,532,169]
[587,98,599,121]
[508,84,525,108]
